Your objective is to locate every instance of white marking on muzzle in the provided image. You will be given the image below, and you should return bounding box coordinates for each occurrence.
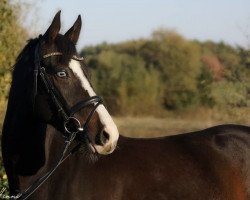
[69,59,119,154]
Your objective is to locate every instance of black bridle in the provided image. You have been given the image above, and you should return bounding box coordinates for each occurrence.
[33,41,103,134]
[15,41,103,200]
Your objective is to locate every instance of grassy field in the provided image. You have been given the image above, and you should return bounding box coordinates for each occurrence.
[114,107,250,138]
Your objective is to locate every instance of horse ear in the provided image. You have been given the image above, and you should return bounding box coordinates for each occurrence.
[65,15,82,44]
[43,11,61,43]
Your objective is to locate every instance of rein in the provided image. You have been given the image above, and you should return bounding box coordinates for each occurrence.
[15,41,103,200]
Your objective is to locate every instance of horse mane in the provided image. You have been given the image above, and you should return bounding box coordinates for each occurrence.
[17,39,38,60]
[2,37,47,176]
[14,38,39,70]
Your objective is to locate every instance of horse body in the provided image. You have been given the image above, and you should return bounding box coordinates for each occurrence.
[2,11,250,200]
[11,124,250,200]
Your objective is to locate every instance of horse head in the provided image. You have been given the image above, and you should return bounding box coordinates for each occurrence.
[32,11,119,155]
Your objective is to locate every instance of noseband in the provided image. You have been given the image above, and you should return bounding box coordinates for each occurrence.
[16,41,103,200]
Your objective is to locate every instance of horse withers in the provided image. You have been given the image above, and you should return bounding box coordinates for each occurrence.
[2,11,250,200]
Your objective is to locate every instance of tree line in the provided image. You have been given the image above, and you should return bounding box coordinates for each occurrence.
[81,29,250,115]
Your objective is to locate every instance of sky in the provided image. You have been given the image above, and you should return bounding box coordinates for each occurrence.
[23,0,250,49]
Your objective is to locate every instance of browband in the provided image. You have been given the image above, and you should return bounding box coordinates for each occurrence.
[43,52,62,58]
[43,52,84,61]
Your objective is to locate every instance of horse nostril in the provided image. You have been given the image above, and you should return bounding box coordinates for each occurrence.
[103,131,110,141]
[95,130,110,146]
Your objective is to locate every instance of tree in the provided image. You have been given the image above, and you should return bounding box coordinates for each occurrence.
[151,29,201,109]
[0,0,27,71]
[0,0,27,100]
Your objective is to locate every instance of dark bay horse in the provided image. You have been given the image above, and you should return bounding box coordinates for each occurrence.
[2,11,250,200]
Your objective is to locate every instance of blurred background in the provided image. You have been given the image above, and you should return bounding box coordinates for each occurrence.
[0,0,250,189]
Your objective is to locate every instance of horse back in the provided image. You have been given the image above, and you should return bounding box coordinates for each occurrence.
[94,124,250,200]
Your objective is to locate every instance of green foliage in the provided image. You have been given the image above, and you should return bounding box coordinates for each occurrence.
[0,147,8,195]
[0,0,28,192]
[197,64,215,107]
[0,0,27,71]
[87,50,163,115]
[210,81,249,107]
[0,0,27,103]
[82,29,250,114]
[151,29,201,109]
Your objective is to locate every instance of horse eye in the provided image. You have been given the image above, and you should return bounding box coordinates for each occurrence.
[56,71,67,78]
